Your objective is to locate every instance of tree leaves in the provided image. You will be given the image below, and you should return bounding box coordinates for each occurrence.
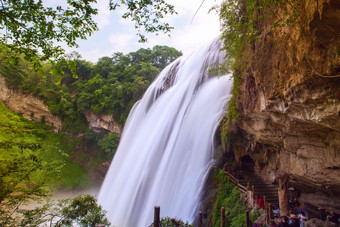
[98,132,120,159]
[76,46,181,124]
[18,194,110,226]
[110,0,177,42]
[0,0,98,64]
[0,0,176,72]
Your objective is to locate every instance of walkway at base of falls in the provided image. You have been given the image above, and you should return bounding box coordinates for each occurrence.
[221,165,322,225]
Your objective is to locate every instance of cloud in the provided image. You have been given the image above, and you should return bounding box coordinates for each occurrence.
[63,0,223,62]
[140,0,222,55]
[109,33,137,53]
[94,2,111,29]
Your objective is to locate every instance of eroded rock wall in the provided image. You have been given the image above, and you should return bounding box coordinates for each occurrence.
[0,76,62,132]
[85,111,121,134]
[229,0,340,211]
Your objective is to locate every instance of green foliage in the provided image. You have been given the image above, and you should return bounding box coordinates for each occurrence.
[110,0,177,43]
[249,209,262,224]
[0,101,88,189]
[149,216,192,227]
[219,0,301,64]
[18,194,110,227]
[0,0,97,71]
[1,45,181,128]
[0,100,89,225]
[0,147,56,225]
[212,170,247,227]
[0,0,176,72]
[76,45,181,124]
[0,46,181,223]
[0,46,181,221]
[221,72,241,151]
[218,0,303,75]
[40,115,46,123]
[218,0,301,151]
[98,133,120,159]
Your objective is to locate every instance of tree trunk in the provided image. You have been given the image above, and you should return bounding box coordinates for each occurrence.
[278,174,289,217]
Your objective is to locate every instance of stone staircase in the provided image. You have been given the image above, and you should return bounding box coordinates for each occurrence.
[236,170,279,206]
[226,167,322,220]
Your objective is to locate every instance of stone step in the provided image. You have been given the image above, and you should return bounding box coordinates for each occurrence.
[253,187,278,191]
[246,183,277,188]
[229,170,280,206]
[254,192,278,197]
[248,186,278,191]
[257,195,278,200]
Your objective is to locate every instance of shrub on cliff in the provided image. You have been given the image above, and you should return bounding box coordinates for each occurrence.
[212,170,247,226]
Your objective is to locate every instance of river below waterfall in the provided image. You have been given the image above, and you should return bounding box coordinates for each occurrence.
[99,38,233,227]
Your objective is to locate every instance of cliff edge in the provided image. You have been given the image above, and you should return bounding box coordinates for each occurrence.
[226,0,340,211]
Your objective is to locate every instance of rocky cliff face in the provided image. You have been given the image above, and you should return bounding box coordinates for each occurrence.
[0,76,62,132]
[0,76,122,135]
[85,111,121,134]
[228,0,340,211]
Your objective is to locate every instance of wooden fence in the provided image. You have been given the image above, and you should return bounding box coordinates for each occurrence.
[151,169,274,227]
[223,169,273,225]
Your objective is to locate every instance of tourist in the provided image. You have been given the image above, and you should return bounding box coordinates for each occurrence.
[292,198,300,210]
[289,214,299,227]
[289,197,300,212]
[298,211,308,227]
[258,195,264,209]
[278,216,290,227]
[273,205,280,219]
[288,209,294,223]
[327,210,339,224]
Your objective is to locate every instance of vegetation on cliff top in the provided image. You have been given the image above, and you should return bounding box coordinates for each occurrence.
[0,45,181,126]
[0,45,181,159]
[0,0,176,74]
[218,0,303,151]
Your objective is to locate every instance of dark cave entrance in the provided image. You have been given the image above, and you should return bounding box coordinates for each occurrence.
[240,155,255,172]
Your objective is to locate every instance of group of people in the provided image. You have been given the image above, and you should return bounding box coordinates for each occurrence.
[270,198,340,226]
[275,211,308,227]
[276,197,308,227]
[252,196,308,227]
[253,190,339,226]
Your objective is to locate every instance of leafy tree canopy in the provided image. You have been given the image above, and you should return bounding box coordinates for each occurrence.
[0,0,176,71]
[0,101,88,225]
[0,44,181,162]
[12,194,109,226]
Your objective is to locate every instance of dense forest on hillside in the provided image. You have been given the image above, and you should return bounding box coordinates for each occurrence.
[0,45,182,159]
[0,100,90,224]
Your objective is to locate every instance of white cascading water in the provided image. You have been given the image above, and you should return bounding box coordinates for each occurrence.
[98,38,233,227]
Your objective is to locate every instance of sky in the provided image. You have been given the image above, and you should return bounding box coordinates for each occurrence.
[61,0,223,63]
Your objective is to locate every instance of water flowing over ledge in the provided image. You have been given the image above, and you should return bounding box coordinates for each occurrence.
[98,38,233,227]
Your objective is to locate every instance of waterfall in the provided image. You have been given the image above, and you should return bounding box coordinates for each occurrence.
[98,38,233,227]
